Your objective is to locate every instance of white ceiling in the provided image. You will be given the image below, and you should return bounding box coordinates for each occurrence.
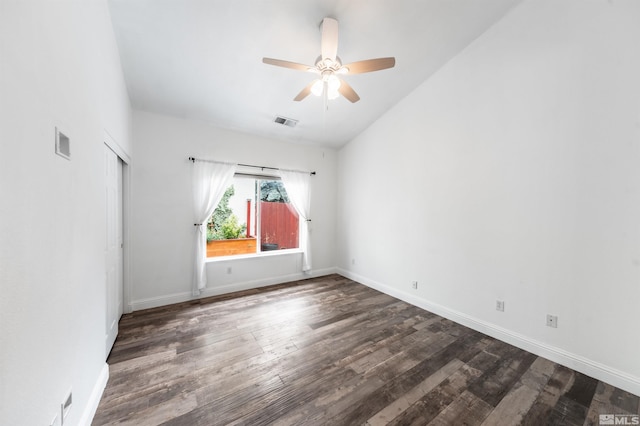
[108,0,521,148]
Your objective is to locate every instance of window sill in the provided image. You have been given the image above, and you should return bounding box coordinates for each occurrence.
[205,248,303,263]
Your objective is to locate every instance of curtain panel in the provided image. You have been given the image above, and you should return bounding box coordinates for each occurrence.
[279,169,312,272]
[191,161,236,295]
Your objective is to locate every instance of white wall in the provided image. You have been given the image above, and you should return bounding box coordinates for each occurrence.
[337,0,640,395]
[130,110,337,309]
[0,1,131,425]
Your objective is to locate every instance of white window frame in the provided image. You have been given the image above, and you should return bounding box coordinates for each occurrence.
[205,173,302,261]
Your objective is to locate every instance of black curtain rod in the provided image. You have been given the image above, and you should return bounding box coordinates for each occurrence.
[237,162,278,171]
[188,157,316,176]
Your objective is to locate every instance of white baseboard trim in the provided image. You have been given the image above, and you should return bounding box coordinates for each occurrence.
[130,267,337,311]
[79,362,109,426]
[337,268,640,397]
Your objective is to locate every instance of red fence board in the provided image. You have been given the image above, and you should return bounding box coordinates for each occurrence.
[260,202,299,250]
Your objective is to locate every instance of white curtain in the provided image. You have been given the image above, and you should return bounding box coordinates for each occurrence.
[192,160,236,295]
[279,169,312,272]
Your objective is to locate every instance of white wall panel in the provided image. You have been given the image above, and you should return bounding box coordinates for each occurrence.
[337,0,640,395]
[130,111,337,308]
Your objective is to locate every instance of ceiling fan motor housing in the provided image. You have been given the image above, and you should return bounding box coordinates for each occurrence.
[315,55,343,72]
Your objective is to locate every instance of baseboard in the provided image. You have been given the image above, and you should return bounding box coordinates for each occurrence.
[337,268,640,397]
[129,267,337,311]
[79,362,109,426]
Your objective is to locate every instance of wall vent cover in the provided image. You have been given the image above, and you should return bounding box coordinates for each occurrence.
[55,127,71,160]
[274,116,298,127]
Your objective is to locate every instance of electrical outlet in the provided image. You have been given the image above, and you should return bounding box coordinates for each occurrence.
[226,266,232,274]
[351,258,355,265]
[496,300,505,312]
[411,281,418,289]
[546,314,558,328]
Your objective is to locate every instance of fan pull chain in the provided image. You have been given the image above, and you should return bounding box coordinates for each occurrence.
[323,88,328,139]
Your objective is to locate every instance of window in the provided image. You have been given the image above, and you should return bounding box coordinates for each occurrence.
[205,176,299,258]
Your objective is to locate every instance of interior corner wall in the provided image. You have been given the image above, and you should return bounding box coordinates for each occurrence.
[0,1,132,425]
[336,0,640,395]
[129,110,337,309]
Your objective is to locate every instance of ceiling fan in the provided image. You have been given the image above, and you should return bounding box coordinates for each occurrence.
[262,17,395,103]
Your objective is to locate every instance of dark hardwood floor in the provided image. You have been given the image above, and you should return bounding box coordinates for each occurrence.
[92,275,639,425]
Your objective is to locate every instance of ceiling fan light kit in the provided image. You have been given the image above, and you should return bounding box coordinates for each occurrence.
[311,74,341,99]
[310,80,324,97]
[263,17,395,103]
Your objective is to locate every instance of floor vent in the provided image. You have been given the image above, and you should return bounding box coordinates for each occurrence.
[274,116,298,127]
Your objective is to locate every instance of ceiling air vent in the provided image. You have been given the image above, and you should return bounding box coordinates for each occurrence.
[274,116,298,128]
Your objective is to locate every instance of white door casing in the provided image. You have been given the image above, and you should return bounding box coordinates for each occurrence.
[105,145,123,357]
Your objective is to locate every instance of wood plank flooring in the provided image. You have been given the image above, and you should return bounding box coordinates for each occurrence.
[92,275,639,425]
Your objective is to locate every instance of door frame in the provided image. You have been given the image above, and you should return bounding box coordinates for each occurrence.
[104,130,132,315]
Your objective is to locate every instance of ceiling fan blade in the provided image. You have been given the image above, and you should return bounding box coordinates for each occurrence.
[294,81,316,101]
[342,57,396,74]
[338,79,360,103]
[321,17,339,61]
[263,58,315,72]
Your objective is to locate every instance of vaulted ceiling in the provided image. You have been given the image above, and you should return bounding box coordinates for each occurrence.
[108,0,521,148]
